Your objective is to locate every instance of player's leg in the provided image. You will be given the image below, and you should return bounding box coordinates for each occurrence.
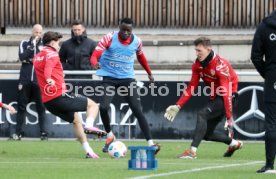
[204,117,231,144]
[73,112,99,159]
[192,98,224,147]
[14,83,31,140]
[99,80,116,152]
[44,96,99,159]
[196,97,243,158]
[178,97,225,159]
[257,102,276,173]
[204,122,232,144]
[99,82,115,133]
[83,97,106,137]
[56,93,105,136]
[124,80,160,154]
[203,118,243,157]
[32,83,48,140]
[264,102,276,170]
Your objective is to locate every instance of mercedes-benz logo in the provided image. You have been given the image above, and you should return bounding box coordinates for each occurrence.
[234,86,265,138]
[270,33,276,41]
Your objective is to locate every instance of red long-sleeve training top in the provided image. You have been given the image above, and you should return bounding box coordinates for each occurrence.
[176,54,238,119]
[32,46,67,103]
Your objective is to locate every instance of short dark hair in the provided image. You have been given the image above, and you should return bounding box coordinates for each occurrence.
[120,17,133,25]
[42,31,63,45]
[194,37,211,47]
[72,19,84,27]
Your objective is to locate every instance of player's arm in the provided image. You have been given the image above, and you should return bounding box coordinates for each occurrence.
[164,64,200,122]
[217,65,232,120]
[19,40,34,63]
[44,54,59,86]
[0,102,17,114]
[251,25,265,78]
[90,32,113,69]
[136,39,154,83]
[217,64,234,137]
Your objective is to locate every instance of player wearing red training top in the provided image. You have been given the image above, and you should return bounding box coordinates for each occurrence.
[33,31,106,159]
[164,37,243,159]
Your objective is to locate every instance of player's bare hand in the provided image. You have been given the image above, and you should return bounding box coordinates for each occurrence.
[3,104,17,114]
[148,75,154,84]
[92,63,101,70]
[46,79,55,86]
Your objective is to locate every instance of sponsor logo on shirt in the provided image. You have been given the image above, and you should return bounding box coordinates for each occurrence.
[269,33,276,41]
[109,62,132,70]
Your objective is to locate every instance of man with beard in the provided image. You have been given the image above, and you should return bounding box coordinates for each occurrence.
[59,20,97,79]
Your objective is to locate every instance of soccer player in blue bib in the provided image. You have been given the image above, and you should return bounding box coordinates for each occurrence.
[90,17,160,154]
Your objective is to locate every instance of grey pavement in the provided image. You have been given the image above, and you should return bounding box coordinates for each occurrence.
[0,27,257,74]
[1,27,255,42]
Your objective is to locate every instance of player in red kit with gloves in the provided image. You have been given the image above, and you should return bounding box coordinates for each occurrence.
[164,37,243,159]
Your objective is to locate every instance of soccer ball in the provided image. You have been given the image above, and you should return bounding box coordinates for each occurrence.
[108,141,127,158]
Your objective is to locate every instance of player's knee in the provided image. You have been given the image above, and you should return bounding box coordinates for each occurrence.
[73,113,82,124]
[197,112,205,123]
[87,98,99,110]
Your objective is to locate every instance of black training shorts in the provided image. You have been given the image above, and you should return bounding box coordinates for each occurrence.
[44,93,88,123]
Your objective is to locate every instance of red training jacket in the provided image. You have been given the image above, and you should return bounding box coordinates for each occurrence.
[176,54,238,119]
[32,46,67,103]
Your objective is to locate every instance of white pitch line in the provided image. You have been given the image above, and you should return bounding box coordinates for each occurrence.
[129,161,263,179]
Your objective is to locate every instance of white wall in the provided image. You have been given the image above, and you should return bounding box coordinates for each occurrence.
[0,43,252,64]
[0,46,18,62]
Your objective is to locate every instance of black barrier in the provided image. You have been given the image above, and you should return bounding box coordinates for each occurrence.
[0,80,265,140]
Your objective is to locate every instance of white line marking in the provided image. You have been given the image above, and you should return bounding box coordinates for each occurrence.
[129,161,263,179]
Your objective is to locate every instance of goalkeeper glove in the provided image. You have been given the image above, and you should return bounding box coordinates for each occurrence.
[224,118,234,138]
[164,105,180,122]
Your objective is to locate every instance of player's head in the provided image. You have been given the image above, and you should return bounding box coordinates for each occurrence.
[194,37,212,62]
[32,24,43,39]
[42,31,63,51]
[119,17,133,40]
[71,19,86,37]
